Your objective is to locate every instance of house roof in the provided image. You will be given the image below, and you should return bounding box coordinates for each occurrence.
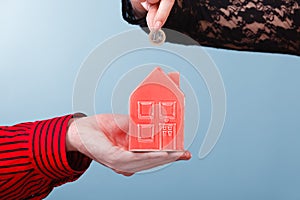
[137,67,184,97]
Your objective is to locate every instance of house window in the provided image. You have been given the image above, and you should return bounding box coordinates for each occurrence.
[138,124,154,142]
[138,101,154,119]
[159,123,176,137]
[159,101,176,119]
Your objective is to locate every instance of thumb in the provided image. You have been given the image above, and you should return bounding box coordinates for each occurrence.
[97,114,129,134]
[111,114,130,133]
[153,0,175,30]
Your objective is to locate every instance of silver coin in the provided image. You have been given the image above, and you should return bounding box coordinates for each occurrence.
[149,29,166,45]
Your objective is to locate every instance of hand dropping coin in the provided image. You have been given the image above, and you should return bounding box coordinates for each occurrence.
[149,29,166,46]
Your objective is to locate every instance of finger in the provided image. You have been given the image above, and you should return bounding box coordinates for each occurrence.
[176,151,192,161]
[146,4,159,31]
[132,151,170,161]
[131,152,186,172]
[113,169,135,177]
[122,151,188,172]
[106,150,168,166]
[120,151,169,164]
[107,150,190,173]
[153,0,175,30]
[111,151,169,172]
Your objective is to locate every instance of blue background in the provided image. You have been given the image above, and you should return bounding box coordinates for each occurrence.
[1,1,300,199]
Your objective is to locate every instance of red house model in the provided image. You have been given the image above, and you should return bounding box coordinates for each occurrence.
[129,67,184,151]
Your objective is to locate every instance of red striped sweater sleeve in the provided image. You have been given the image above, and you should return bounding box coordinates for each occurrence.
[0,114,92,200]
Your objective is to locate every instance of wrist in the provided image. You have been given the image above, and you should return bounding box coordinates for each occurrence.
[66,113,87,152]
[66,118,77,151]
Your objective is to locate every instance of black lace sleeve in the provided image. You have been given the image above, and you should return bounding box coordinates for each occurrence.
[122,0,147,26]
[122,0,300,56]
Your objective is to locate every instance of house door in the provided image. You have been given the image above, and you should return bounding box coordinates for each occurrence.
[136,101,177,150]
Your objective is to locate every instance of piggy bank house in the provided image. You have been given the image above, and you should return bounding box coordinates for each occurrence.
[129,67,184,151]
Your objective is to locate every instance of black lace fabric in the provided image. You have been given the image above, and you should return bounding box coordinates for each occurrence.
[123,0,300,56]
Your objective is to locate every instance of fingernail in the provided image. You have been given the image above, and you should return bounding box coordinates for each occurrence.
[185,151,192,159]
[177,151,192,161]
[123,172,135,177]
[183,151,191,160]
[154,21,162,31]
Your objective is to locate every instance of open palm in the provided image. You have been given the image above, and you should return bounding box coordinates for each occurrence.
[67,114,191,176]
